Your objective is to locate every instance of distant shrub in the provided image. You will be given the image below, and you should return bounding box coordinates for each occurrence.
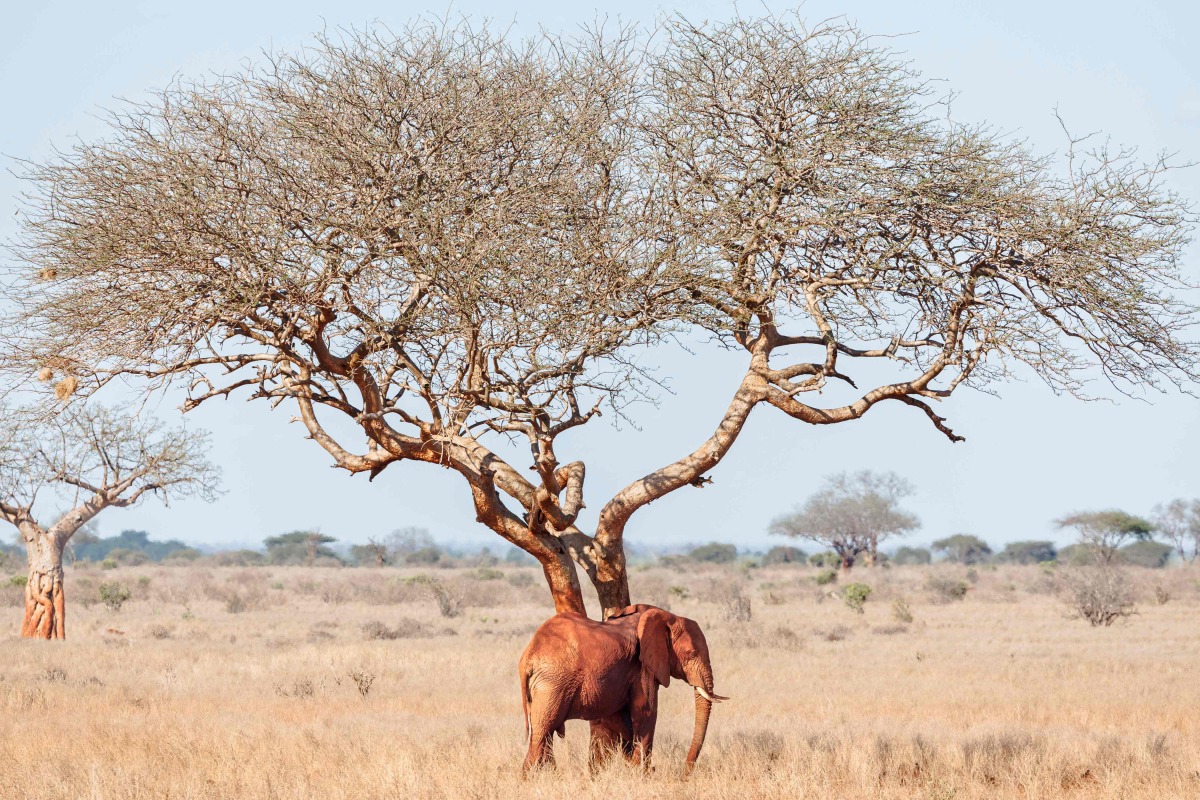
[362,618,434,640]
[506,571,535,588]
[808,552,841,569]
[8,575,28,588]
[1064,567,1136,626]
[818,625,852,642]
[997,540,1057,564]
[98,582,132,612]
[504,547,538,566]
[762,546,807,566]
[106,547,149,566]
[100,559,118,571]
[475,567,504,581]
[149,624,173,640]
[892,546,932,565]
[405,546,443,565]
[841,583,871,614]
[689,543,737,564]
[1118,541,1173,569]
[814,569,838,586]
[212,549,267,567]
[926,575,969,603]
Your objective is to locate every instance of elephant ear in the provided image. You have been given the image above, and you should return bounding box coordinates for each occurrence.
[636,608,673,687]
[607,603,657,621]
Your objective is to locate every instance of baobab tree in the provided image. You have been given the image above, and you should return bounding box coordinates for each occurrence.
[3,15,1196,618]
[769,471,920,570]
[0,405,218,638]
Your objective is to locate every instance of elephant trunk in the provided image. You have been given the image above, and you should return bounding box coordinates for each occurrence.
[685,662,716,770]
[685,691,713,770]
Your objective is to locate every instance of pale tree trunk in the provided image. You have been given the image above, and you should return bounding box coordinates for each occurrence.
[20,524,66,640]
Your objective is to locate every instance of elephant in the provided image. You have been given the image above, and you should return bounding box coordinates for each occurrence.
[518,603,728,776]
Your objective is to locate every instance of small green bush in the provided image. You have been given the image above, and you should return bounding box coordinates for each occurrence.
[814,569,838,586]
[100,559,118,571]
[475,567,504,581]
[98,581,132,612]
[841,583,872,614]
[8,575,28,588]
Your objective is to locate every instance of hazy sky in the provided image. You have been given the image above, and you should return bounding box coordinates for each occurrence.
[2,0,1197,554]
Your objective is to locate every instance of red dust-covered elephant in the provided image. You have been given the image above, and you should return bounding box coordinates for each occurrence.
[518,604,728,775]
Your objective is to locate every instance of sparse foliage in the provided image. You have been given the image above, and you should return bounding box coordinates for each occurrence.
[1152,499,1199,561]
[771,471,919,570]
[1064,567,1136,627]
[892,598,915,624]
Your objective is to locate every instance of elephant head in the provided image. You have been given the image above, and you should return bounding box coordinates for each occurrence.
[611,604,729,768]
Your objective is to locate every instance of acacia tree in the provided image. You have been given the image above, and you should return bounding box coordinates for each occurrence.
[1056,510,1155,565]
[0,406,217,638]
[3,15,1197,618]
[769,471,919,570]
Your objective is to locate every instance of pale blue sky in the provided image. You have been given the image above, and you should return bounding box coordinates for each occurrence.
[2,1,1197,553]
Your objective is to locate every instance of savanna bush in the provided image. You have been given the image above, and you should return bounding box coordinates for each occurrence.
[926,575,970,603]
[841,582,872,614]
[1064,567,1136,626]
[98,581,132,611]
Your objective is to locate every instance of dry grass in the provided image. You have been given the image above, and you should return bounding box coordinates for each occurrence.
[1,562,1198,799]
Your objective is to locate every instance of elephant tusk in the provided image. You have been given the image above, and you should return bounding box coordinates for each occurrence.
[695,686,729,703]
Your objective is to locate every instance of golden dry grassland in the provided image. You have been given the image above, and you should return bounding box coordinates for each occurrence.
[1,562,1198,799]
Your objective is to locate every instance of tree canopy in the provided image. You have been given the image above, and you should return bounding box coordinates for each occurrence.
[769,470,919,569]
[3,13,1196,614]
[931,534,993,564]
[1056,510,1154,564]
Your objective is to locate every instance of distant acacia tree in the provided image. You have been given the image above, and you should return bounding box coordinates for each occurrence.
[264,531,339,566]
[0,406,217,638]
[770,471,919,570]
[997,540,1057,564]
[1056,510,1154,565]
[1152,499,1199,561]
[350,537,390,567]
[4,14,1196,617]
[932,534,993,565]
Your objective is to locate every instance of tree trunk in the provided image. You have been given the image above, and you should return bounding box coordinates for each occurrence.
[21,529,66,640]
[537,546,589,616]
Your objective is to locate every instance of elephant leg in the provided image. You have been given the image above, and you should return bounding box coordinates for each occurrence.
[522,692,568,777]
[629,683,659,770]
[588,710,633,772]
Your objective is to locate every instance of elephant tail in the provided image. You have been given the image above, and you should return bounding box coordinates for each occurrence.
[520,668,532,744]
